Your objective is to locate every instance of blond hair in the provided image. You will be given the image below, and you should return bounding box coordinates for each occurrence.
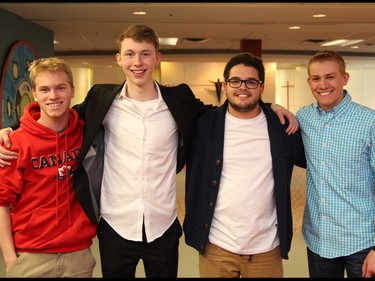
[28,57,74,89]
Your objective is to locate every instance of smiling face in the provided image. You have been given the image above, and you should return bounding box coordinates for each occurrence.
[307,59,349,112]
[32,71,74,129]
[116,38,161,89]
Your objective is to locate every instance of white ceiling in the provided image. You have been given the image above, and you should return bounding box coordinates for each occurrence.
[2,2,375,68]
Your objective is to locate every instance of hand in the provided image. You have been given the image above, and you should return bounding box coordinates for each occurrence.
[362,249,375,278]
[5,254,17,273]
[270,103,299,135]
[0,128,17,168]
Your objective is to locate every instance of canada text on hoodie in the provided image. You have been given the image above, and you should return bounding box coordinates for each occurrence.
[0,102,97,253]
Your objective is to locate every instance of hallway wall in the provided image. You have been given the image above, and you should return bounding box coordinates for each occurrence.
[70,57,375,113]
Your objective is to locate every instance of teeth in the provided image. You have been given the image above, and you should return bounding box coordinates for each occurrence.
[132,70,145,74]
[320,92,330,96]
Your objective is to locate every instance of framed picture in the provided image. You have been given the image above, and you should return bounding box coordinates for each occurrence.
[1,40,38,128]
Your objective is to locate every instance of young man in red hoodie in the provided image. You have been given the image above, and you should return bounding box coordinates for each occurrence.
[0,57,97,277]
[0,26,298,278]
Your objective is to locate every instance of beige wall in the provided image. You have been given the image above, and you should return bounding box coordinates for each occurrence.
[71,68,93,106]
[71,61,375,112]
[160,61,276,106]
[71,61,277,107]
[276,66,375,114]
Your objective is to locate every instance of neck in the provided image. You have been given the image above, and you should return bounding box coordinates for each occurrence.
[126,81,158,101]
[227,104,261,119]
[37,115,69,133]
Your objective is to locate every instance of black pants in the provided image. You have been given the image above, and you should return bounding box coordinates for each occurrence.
[307,246,372,278]
[97,218,182,278]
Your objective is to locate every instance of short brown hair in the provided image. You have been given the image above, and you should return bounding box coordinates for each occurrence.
[223,53,265,84]
[116,24,160,52]
[307,50,346,75]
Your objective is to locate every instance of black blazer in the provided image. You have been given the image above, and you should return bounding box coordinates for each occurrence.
[72,82,213,224]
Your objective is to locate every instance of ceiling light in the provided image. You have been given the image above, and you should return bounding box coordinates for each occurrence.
[54,40,59,45]
[321,39,347,46]
[133,11,146,15]
[313,14,326,18]
[159,37,178,46]
[288,26,301,30]
[340,39,363,46]
[321,39,363,47]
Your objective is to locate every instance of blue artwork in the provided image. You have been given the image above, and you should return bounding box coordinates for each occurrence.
[1,41,37,128]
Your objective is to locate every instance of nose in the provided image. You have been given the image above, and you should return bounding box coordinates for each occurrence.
[318,78,329,88]
[134,54,142,65]
[49,89,59,98]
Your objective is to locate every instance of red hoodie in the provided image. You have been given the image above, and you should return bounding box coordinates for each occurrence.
[0,102,97,253]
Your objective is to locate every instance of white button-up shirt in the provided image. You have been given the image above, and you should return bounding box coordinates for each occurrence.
[100,82,178,242]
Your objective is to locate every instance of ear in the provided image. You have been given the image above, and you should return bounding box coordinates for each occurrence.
[71,86,75,98]
[32,89,38,102]
[343,72,350,86]
[155,51,162,65]
[115,53,121,66]
[259,83,265,97]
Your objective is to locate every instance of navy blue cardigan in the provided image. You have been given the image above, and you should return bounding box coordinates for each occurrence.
[183,100,306,260]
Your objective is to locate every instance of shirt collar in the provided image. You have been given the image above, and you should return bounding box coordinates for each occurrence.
[118,81,163,101]
[118,81,164,109]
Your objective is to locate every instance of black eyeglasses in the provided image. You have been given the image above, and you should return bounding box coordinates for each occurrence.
[227,79,263,89]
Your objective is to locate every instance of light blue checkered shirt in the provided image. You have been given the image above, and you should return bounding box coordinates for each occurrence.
[296,91,375,258]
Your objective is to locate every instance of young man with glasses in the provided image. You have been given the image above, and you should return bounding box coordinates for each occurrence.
[183,52,306,278]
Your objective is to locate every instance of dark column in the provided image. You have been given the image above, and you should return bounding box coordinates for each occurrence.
[240,39,262,57]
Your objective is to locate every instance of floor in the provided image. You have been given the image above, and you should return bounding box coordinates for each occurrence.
[0,167,309,278]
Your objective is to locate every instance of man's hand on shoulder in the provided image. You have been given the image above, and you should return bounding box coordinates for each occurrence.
[270,103,299,135]
[0,128,17,168]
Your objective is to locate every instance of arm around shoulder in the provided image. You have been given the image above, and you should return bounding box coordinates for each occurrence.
[0,128,18,167]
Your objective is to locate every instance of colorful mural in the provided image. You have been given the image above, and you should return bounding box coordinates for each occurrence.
[1,41,37,128]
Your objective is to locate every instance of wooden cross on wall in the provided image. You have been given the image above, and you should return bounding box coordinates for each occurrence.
[281,81,294,110]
